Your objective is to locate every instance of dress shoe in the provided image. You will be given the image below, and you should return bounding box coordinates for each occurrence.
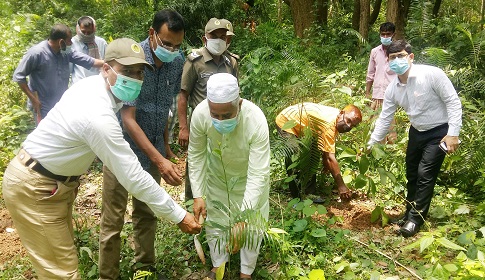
[399,220,420,238]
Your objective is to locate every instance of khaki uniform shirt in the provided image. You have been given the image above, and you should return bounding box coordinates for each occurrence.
[181,47,238,109]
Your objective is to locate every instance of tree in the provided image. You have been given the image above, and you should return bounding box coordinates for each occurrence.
[359,0,370,39]
[432,0,442,18]
[386,0,411,39]
[284,0,315,38]
[316,0,329,25]
[370,0,383,25]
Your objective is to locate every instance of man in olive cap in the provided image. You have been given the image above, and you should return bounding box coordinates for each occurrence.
[2,38,200,279]
[178,18,238,200]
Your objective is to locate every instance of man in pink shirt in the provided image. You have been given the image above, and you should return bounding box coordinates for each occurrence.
[366,22,397,142]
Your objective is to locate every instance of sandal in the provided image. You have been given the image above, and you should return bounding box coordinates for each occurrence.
[203,271,216,280]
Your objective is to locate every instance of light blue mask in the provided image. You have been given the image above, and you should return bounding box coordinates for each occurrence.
[153,45,180,62]
[380,36,392,46]
[212,114,238,134]
[107,66,143,101]
[389,57,410,75]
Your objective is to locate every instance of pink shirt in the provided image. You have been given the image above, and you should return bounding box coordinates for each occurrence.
[366,45,396,100]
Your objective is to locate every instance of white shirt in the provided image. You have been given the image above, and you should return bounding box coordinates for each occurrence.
[23,75,186,224]
[188,99,270,223]
[369,64,462,145]
[70,35,108,84]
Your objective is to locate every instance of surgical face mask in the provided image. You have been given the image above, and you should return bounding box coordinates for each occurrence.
[380,36,392,46]
[59,40,72,56]
[205,38,226,56]
[389,57,410,75]
[152,32,180,62]
[106,66,143,102]
[212,111,239,134]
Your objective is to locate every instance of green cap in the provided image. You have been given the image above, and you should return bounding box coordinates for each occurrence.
[205,18,229,34]
[220,19,235,36]
[105,38,154,70]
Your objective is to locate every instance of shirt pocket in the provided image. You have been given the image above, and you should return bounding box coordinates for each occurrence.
[413,90,430,112]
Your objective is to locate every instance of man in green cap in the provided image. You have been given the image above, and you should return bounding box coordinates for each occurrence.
[2,38,200,279]
[177,17,239,200]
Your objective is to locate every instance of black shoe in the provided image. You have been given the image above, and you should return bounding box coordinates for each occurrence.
[389,215,407,227]
[399,220,420,238]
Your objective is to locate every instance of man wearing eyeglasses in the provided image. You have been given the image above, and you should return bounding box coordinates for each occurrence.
[275,103,362,201]
[99,10,185,280]
[177,18,238,201]
[368,40,462,238]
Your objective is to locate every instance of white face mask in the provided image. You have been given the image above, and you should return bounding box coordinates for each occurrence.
[205,38,226,56]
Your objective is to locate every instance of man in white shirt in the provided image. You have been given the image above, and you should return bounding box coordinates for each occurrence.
[70,16,108,84]
[368,40,462,238]
[2,38,200,279]
[189,73,270,279]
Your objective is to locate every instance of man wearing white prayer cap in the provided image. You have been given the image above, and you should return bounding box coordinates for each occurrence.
[188,73,270,279]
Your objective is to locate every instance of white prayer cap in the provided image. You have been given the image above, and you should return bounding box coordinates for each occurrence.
[207,73,239,103]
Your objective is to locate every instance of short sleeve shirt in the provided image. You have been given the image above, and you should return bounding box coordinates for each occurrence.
[275,103,340,153]
[121,38,184,170]
[181,47,238,109]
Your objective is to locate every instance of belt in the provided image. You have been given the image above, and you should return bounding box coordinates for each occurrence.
[19,149,81,183]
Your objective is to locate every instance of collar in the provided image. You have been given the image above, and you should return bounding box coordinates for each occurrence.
[140,38,156,65]
[200,47,215,63]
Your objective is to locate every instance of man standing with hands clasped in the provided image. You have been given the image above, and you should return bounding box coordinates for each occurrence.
[368,40,462,238]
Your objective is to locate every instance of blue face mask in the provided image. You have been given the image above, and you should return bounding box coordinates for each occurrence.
[107,66,143,101]
[389,57,410,75]
[380,36,392,46]
[153,33,180,63]
[212,113,239,134]
[59,40,72,56]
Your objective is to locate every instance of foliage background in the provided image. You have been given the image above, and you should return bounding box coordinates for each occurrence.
[1,0,485,279]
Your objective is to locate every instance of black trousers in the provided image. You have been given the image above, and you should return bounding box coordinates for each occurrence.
[405,123,448,225]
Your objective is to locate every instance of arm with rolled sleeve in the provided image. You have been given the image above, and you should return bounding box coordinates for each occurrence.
[368,90,398,146]
[187,107,209,198]
[433,69,462,136]
[241,116,270,211]
[83,112,186,224]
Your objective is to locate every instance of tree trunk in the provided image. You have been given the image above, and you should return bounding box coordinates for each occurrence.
[284,0,315,38]
[481,0,485,30]
[386,0,410,40]
[316,0,329,25]
[352,0,360,31]
[369,0,382,25]
[359,0,370,39]
[432,0,442,18]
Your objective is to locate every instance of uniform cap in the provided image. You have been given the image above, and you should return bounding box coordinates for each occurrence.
[105,38,154,70]
[205,18,229,34]
[207,73,239,103]
[220,19,235,36]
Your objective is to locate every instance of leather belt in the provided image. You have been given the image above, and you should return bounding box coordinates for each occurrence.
[19,149,80,183]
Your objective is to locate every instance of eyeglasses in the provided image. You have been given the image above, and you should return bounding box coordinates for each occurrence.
[388,52,409,61]
[155,32,180,52]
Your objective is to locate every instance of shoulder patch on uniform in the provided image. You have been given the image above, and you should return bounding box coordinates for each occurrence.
[228,51,240,60]
[188,50,202,62]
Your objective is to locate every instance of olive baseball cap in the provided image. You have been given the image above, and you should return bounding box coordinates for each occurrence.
[220,19,235,36]
[104,38,154,70]
[205,18,229,34]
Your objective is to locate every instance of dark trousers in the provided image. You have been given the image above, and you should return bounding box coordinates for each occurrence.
[405,123,447,225]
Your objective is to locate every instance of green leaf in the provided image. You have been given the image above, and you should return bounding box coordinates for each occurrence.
[354,174,367,189]
[381,211,389,226]
[290,75,299,84]
[370,206,381,223]
[368,178,376,195]
[308,269,325,280]
[419,236,435,253]
[377,168,387,185]
[311,228,327,238]
[437,237,466,251]
[443,264,458,272]
[457,231,476,245]
[317,205,327,214]
[369,271,380,280]
[288,198,301,209]
[303,205,317,217]
[216,262,225,280]
[293,219,308,232]
[303,199,313,206]
[334,261,348,273]
[267,228,288,235]
[453,204,470,215]
[337,86,352,95]
[281,120,297,130]
[359,155,370,174]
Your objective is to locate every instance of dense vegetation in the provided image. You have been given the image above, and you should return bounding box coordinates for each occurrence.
[1,0,484,279]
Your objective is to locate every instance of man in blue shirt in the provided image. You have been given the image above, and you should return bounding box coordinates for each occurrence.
[99,10,185,280]
[70,16,108,84]
[13,23,104,122]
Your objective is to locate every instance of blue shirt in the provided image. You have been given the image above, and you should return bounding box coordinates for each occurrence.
[13,40,94,118]
[122,38,184,170]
